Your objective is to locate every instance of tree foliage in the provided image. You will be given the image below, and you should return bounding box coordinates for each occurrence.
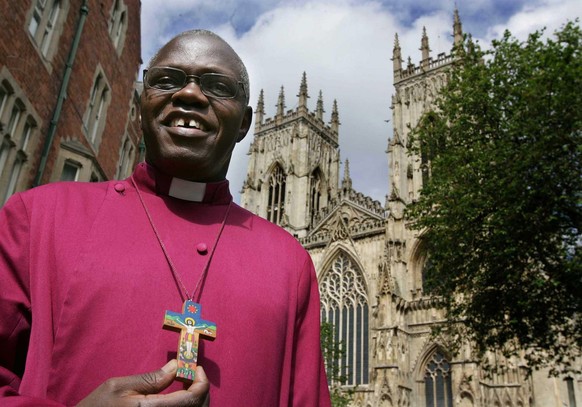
[407,21,582,373]
[320,322,355,406]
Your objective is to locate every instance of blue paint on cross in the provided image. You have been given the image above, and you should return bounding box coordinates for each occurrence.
[163,300,217,381]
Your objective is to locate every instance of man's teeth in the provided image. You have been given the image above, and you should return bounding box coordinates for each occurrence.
[171,118,203,130]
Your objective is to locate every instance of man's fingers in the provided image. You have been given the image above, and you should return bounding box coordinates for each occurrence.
[107,359,178,396]
[137,366,210,407]
[77,361,211,407]
[187,366,210,393]
[185,367,210,407]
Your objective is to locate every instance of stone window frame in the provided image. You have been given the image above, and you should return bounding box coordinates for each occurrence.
[0,80,13,127]
[0,69,41,206]
[421,349,453,407]
[51,139,105,183]
[309,167,323,226]
[108,0,128,55]
[266,163,286,225]
[83,67,111,151]
[319,250,370,386]
[60,158,82,181]
[115,133,136,179]
[410,237,434,295]
[26,0,70,63]
[1,118,37,205]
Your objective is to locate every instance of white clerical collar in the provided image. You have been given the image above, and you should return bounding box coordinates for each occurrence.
[168,177,207,202]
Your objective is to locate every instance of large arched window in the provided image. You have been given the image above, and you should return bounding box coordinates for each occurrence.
[424,351,453,407]
[319,252,369,385]
[267,164,286,225]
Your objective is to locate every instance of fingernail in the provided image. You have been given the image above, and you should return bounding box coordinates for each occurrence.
[161,359,177,373]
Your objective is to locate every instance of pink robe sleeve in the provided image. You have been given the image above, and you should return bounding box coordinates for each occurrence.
[0,195,63,406]
[289,256,331,407]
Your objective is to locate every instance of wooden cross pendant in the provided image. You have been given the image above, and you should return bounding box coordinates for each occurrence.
[163,300,217,381]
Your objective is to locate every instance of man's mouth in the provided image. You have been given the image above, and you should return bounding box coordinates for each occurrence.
[170,118,206,131]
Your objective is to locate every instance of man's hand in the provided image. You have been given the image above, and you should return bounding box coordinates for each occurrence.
[76,360,209,407]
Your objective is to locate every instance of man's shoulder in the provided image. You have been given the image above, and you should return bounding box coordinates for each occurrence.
[231,204,305,248]
[13,180,114,211]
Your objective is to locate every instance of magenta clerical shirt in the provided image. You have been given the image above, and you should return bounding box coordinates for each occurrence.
[0,163,331,406]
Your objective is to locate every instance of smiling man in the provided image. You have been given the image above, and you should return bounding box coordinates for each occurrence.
[141,31,252,182]
[0,30,331,407]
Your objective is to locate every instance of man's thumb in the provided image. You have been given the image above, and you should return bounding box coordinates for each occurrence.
[126,359,178,395]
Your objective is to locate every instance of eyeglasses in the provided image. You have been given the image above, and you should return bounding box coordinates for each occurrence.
[143,66,246,99]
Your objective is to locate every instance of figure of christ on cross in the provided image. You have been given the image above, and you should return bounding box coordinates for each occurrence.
[163,300,217,381]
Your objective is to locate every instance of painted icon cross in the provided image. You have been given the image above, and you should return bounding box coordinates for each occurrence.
[163,300,217,381]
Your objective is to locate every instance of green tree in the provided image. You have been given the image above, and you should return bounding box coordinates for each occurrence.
[320,322,354,406]
[408,21,582,373]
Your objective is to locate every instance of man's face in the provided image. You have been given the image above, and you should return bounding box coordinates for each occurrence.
[140,35,252,181]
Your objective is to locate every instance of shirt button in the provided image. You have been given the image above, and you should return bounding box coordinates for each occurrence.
[114,183,125,193]
[196,243,208,254]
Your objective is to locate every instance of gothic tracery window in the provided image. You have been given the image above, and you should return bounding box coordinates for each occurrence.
[267,164,286,225]
[320,252,369,385]
[424,351,453,407]
[309,168,322,226]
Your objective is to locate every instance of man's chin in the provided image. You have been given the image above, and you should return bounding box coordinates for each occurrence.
[146,154,217,181]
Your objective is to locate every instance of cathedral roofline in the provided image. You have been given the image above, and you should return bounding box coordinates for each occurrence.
[393,9,463,85]
[254,73,340,146]
[254,111,339,147]
[300,185,386,248]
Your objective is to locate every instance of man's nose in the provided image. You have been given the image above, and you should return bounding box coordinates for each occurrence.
[171,81,209,105]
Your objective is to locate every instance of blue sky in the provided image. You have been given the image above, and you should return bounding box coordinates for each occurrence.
[141,0,581,203]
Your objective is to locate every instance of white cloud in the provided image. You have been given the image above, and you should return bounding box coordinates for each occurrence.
[139,0,580,203]
[484,0,581,42]
[221,2,403,202]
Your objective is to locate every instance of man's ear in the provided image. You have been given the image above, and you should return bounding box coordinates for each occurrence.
[237,106,253,143]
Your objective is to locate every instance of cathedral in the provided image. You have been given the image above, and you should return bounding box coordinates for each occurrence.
[240,11,580,407]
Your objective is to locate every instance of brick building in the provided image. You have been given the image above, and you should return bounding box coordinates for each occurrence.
[0,0,142,206]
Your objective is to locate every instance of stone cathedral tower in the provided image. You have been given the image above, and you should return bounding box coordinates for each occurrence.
[241,10,579,407]
[240,72,341,238]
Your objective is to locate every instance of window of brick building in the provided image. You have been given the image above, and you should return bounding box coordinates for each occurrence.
[116,134,135,179]
[0,81,13,126]
[109,0,128,53]
[60,159,81,181]
[2,119,35,203]
[83,70,110,150]
[27,0,68,60]
[0,70,41,206]
[6,102,24,137]
[0,138,11,181]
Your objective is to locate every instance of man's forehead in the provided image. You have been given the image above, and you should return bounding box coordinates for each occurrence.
[155,35,237,70]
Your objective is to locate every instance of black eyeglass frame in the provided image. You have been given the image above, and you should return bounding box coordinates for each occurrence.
[143,66,247,100]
